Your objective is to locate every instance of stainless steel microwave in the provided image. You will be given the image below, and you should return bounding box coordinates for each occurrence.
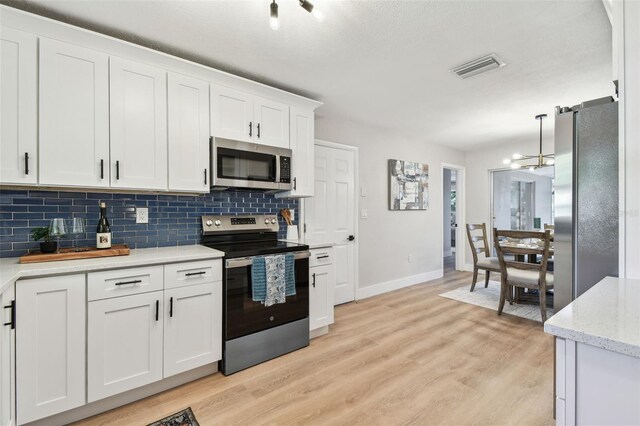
[210,137,293,191]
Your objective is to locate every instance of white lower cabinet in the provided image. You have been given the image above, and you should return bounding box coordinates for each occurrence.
[88,291,164,402]
[309,248,336,332]
[0,284,15,426]
[164,282,221,377]
[16,275,86,425]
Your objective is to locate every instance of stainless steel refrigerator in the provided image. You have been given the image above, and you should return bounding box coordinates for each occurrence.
[554,96,619,312]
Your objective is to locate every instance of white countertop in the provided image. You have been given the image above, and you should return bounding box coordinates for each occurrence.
[544,276,640,358]
[0,245,225,294]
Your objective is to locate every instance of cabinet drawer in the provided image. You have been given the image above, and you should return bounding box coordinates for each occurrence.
[310,248,333,267]
[88,266,163,301]
[164,260,222,289]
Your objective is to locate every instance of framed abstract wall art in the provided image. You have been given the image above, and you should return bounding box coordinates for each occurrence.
[389,159,429,210]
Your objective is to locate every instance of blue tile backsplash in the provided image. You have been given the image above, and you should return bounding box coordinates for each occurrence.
[0,189,298,257]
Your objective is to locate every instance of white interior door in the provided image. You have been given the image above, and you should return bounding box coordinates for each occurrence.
[305,143,357,305]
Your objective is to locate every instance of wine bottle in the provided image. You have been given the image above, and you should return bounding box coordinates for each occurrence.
[96,202,112,249]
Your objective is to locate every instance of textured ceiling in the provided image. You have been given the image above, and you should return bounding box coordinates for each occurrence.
[5,0,612,151]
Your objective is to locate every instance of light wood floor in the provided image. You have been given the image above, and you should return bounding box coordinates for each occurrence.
[74,270,554,426]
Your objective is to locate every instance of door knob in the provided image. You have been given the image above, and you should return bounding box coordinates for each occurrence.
[348,235,355,241]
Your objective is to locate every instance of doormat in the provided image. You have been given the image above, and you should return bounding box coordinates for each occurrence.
[147,407,199,426]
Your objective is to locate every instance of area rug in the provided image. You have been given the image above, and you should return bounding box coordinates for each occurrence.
[438,280,554,323]
[148,407,199,426]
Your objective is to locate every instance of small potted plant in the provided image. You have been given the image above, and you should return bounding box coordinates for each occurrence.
[31,227,57,254]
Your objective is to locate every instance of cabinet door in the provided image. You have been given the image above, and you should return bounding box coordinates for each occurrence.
[110,57,167,190]
[0,27,37,185]
[210,84,253,143]
[39,38,110,187]
[277,107,314,198]
[309,264,335,330]
[254,96,289,148]
[164,283,221,377]
[168,72,210,192]
[88,291,164,402]
[0,285,15,426]
[16,274,86,424]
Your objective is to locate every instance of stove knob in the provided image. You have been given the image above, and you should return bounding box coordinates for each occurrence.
[205,220,213,227]
[264,218,270,225]
[271,218,277,224]
[214,220,221,227]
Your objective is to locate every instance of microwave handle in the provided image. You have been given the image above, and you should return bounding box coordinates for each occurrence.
[275,154,281,184]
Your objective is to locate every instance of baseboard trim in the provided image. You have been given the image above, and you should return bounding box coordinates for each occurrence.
[463,263,475,272]
[357,269,443,300]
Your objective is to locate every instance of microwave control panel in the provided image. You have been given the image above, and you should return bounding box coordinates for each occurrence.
[280,157,291,183]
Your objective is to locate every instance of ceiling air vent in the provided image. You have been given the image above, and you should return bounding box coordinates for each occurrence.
[451,54,506,79]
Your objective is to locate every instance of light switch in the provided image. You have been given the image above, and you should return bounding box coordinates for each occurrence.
[360,187,367,197]
[360,209,368,219]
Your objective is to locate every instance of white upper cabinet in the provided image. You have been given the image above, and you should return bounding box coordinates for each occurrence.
[39,38,110,187]
[211,85,290,148]
[168,72,210,192]
[16,274,86,424]
[253,96,289,148]
[277,107,314,198]
[0,27,37,185]
[110,57,167,190]
[210,84,254,143]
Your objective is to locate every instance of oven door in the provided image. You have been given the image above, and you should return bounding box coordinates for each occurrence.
[212,138,291,190]
[224,251,310,341]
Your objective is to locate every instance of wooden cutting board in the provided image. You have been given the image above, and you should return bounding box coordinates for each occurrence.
[19,244,130,264]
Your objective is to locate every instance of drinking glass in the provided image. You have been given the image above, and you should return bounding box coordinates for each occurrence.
[66,217,86,252]
[48,218,67,253]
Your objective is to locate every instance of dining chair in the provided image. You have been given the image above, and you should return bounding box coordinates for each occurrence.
[465,223,500,292]
[493,228,554,322]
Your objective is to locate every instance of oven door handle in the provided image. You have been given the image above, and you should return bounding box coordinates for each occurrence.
[225,251,310,269]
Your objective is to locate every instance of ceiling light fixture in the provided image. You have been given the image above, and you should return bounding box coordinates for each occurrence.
[270,0,279,30]
[503,114,555,171]
[299,0,325,22]
[268,0,324,30]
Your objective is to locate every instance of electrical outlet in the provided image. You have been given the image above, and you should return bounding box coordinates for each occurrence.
[136,207,148,224]
[408,254,413,263]
[360,209,368,219]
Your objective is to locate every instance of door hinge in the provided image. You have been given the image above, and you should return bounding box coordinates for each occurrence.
[304,223,307,233]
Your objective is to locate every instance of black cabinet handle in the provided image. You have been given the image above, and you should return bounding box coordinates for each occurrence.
[169,297,173,318]
[100,159,104,179]
[204,169,207,185]
[24,152,29,175]
[115,279,142,286]
[348,235,355,241]
[316,255,329,259]
[3,301,15,329]
[155,300,159,322]
[293,177,297,190]
[312,273,316,288]
[185,271,206,277]
[249,121,252,137]
[116,160,120,180]
[257,123,260,138]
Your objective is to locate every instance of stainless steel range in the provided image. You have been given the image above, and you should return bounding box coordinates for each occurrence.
[200,215,310,375]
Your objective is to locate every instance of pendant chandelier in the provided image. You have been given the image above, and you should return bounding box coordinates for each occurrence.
[503,114,555,171]
[270,0,325,31]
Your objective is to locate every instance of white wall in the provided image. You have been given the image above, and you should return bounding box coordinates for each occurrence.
[314,115,465,297]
